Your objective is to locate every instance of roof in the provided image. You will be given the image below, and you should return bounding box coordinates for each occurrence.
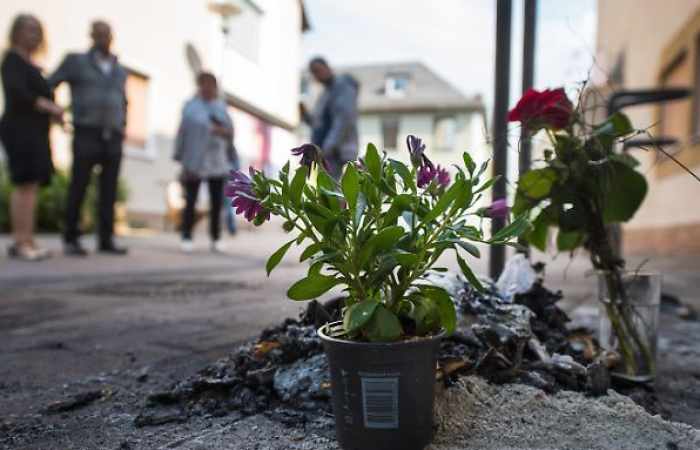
[338,61,484,114]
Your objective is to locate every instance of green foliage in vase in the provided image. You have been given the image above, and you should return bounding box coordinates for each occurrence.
[509,87,651,376]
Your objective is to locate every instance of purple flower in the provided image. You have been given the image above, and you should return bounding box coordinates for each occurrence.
[417,164,436,188]
[436,165,450,188]
[225,168,269,222]
[406,135,432,169]
[291,143,325,175]
[487,199,510,220]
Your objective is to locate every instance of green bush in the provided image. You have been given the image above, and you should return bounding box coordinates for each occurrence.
[0,163,128,233]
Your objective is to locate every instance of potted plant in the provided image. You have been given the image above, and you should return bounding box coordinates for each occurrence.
[225,137,525,450]
[508,87,659,381]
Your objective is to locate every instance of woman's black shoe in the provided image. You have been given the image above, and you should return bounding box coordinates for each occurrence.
[64,241,89,257]
[98,243,128,255]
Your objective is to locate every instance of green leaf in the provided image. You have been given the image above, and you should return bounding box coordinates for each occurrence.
[364,305,403,341]
[602,161,648,223]
[473,176,498,195]
[266,240,295,276]
[394,250,419,267]
[453,239,481,258]
[453,178,473,210]
[594,112,634,138]
[383,194,413,225]
[557,230,583,251]
[490,214,531,242]
[456,252,484,292]
[518,168,557,200]
[299,243,322,262]
[406,296,440,335]
[418,285,456,335]
[365,143,382,181]
[290,166,308,206]
[463,152,477,175]
[287,274,341,300]
[525,209,551,251]
[475,160,490,182]
[341,163,360,210]
[358,225,406,266]
[421,181,461,225]
[390,159,415,191]
[343,300,379,333]
[355,193,368,225]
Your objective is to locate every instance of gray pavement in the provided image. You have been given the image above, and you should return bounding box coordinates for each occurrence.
[1,225,699,449]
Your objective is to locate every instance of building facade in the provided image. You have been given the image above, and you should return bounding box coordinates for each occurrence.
[301,62,488,169]
[595,0,700,255]
[0,0,308,226]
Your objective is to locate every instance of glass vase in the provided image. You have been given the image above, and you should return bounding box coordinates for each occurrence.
[598,271,661,382]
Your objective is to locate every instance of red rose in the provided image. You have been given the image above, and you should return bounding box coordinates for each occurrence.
[507,88,573,131]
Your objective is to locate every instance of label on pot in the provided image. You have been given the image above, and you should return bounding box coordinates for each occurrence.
[360,375,399,429]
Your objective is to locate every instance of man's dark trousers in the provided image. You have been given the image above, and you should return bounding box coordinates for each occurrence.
[64,126,123,247]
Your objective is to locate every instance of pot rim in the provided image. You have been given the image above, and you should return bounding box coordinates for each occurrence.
[317,321,446,348]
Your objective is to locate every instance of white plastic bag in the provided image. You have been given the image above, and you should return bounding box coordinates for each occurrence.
[496,254,536,302]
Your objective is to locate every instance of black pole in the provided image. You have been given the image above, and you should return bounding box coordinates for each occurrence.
[519,0,537,176]
[490,0,512,280]
[517,0,537,256]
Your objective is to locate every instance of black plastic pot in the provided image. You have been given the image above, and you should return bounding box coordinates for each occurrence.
[318,322,444,450]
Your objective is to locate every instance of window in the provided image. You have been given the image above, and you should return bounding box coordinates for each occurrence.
[385,72,410,98]
[655,9,700,178]
[124,69,149,149]
[381,115,400,150]
[225,0,263,63]
[659,51,692,143]
[434,116,457,151]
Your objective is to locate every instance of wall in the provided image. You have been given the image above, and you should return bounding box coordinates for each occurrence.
[596,0,700,254]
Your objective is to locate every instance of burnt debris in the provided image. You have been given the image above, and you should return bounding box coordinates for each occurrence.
[134,272,650,427]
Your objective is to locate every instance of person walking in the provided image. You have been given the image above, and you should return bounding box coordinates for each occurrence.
[48,20,127,256]
[299,56,359,179]
[174,72,236,253]
[0,14,63,261]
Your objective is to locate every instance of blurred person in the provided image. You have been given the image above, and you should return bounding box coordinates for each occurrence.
[174,72,236,253]
[299,56,359,179]
[0,14,63,261]
[49,20,128,256]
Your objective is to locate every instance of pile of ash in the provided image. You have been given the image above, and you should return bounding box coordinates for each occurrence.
[435,272,610,394]
[135,272,631,428]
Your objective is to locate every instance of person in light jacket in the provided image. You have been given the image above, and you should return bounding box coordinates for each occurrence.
[300,56,359,179]
[174,72,236,253]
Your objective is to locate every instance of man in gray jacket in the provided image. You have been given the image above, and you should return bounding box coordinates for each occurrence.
[300,57,359,179]
[49,20,128,256]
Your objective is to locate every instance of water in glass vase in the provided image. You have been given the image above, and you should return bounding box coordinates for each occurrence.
[598,272,661,382]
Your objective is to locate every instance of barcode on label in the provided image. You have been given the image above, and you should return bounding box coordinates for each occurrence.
[361,377,399,429]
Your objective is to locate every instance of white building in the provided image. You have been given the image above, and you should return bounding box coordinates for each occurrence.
[301,61,488,168]
[0,0,309,226]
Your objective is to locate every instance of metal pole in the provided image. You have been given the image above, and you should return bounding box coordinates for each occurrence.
[490,0,512,280]
[519,0,537,176]
[517,0,537,256]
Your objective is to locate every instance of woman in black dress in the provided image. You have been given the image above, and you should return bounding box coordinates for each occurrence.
[1,14,63,260]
